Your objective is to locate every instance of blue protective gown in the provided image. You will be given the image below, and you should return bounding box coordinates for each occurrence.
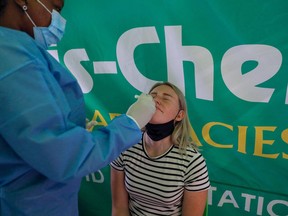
[0,26,141,216]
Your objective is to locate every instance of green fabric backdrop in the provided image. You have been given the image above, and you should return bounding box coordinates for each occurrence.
[49,0,288,215]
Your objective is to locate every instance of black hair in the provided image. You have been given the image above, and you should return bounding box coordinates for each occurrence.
[0,0,8,15]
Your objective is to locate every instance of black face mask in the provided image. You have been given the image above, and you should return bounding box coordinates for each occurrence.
[146,119,175,141]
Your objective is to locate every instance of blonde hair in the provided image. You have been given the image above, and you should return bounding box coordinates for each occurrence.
[148,82,198,153]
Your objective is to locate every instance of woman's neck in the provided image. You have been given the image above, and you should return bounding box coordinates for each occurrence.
[143,132,173,158]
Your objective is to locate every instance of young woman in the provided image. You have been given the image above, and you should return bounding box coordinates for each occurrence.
[111,82,210,216]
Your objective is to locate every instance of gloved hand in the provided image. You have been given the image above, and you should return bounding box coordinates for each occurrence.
[86,118,98,131]
[126,93,156,129]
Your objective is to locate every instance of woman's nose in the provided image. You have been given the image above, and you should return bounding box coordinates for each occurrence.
[153,96,161,104]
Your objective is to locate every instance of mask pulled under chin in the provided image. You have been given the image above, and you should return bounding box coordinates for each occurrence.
[146,119,175,141]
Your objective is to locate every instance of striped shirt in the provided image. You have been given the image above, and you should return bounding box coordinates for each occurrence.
[111,140,210,216]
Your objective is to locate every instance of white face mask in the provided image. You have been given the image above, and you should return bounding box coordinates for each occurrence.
[23,0,66,49]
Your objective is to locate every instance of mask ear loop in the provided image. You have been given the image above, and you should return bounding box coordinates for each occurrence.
[22,5,36,27]
[174,109,184,125]
[36,0,52,14]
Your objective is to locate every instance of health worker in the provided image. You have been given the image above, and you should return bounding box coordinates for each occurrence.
[0,0,156,215]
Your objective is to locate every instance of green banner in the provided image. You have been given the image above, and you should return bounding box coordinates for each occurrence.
[50,0,288,215]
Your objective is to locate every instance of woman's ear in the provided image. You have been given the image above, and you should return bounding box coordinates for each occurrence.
[175,110,185,121]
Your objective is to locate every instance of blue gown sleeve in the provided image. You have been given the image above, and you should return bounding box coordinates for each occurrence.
[0,57,141,182]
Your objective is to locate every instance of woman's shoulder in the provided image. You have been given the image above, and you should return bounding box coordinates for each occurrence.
[0,27,47,61]
[171,144,205,161]
[0,27,50,76]
[124,142,143,155]
[0,27,38,49]
[172,143,200,154]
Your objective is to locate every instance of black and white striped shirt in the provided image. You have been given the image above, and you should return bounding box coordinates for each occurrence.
[111,140,210,216]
